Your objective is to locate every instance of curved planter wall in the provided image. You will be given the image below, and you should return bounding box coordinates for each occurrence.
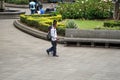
[13,20,64,43]
[5,3,29,8]
[0,10,25,19]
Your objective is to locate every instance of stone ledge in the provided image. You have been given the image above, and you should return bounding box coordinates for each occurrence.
[64,37,120,43]
[13,20,64,43]
[5,3,29,8]
[64,29,120,48]
[65,29,120,39]
[0,10,25,19]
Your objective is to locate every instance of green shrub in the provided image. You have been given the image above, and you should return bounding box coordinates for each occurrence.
[30,14,51,17]
[26,17,39,28]
[95,26,120,30]
[20,14,27,23]
[104,21,120,27]
[25,14,62,21]
[57,0,113,19]
[66,20,78,28]
[57,26,65,36]
[20,14,65,36]
[38,22,50,32]
[49,11,60,16]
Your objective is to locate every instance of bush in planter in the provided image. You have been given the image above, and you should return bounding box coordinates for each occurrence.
[66,20,78,29]
[57,0,113,19]
[20,14,65,36]
[95,26,120,30]
[27,14,62,21]
[26,17,39,28]
[57,26,65,36]
[104,21,120,27]
[20,14,62,25]
[20,14,27,23]
[30,14,51,17]
[37,22,50,32]
[48,14,62,21]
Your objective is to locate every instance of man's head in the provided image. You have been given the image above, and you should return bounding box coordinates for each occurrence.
[53,20,57,28]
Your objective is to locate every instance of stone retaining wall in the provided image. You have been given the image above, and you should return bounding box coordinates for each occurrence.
[64,29,120,48]
[65,29,120,39]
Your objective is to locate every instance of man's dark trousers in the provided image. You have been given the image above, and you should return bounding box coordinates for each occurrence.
[48,41,57,56]
[31,10,35,14]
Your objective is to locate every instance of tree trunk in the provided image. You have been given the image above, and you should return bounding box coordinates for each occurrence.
[113,0,119,21]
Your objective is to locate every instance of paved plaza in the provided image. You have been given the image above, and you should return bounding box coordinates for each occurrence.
[0,6,120,80]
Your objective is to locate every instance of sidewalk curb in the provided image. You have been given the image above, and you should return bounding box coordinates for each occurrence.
[13,20,64,43]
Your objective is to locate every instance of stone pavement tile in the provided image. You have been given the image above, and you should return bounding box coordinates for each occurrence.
[89,72,120,80]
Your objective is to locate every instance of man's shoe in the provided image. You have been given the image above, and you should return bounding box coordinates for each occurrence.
[46,50,49,55]
[53,55,59,57]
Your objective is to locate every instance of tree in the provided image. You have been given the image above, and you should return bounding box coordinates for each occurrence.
[0,0,5,12]
[113,0,120,21]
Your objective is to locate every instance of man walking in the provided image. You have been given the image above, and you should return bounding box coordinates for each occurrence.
[46,20,59,57]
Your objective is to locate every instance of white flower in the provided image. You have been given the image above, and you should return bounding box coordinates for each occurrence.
[81,1,84,4]
[79,9,81,11]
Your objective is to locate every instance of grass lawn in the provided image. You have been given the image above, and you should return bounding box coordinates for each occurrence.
[74,20,104,30]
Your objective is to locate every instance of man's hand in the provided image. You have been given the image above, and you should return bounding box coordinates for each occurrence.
[56,38,59,41]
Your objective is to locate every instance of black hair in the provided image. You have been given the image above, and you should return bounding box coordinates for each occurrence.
[53,20,57,26]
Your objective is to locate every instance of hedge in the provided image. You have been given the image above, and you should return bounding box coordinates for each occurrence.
[20,14,65,36]
[104,21,120,27]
